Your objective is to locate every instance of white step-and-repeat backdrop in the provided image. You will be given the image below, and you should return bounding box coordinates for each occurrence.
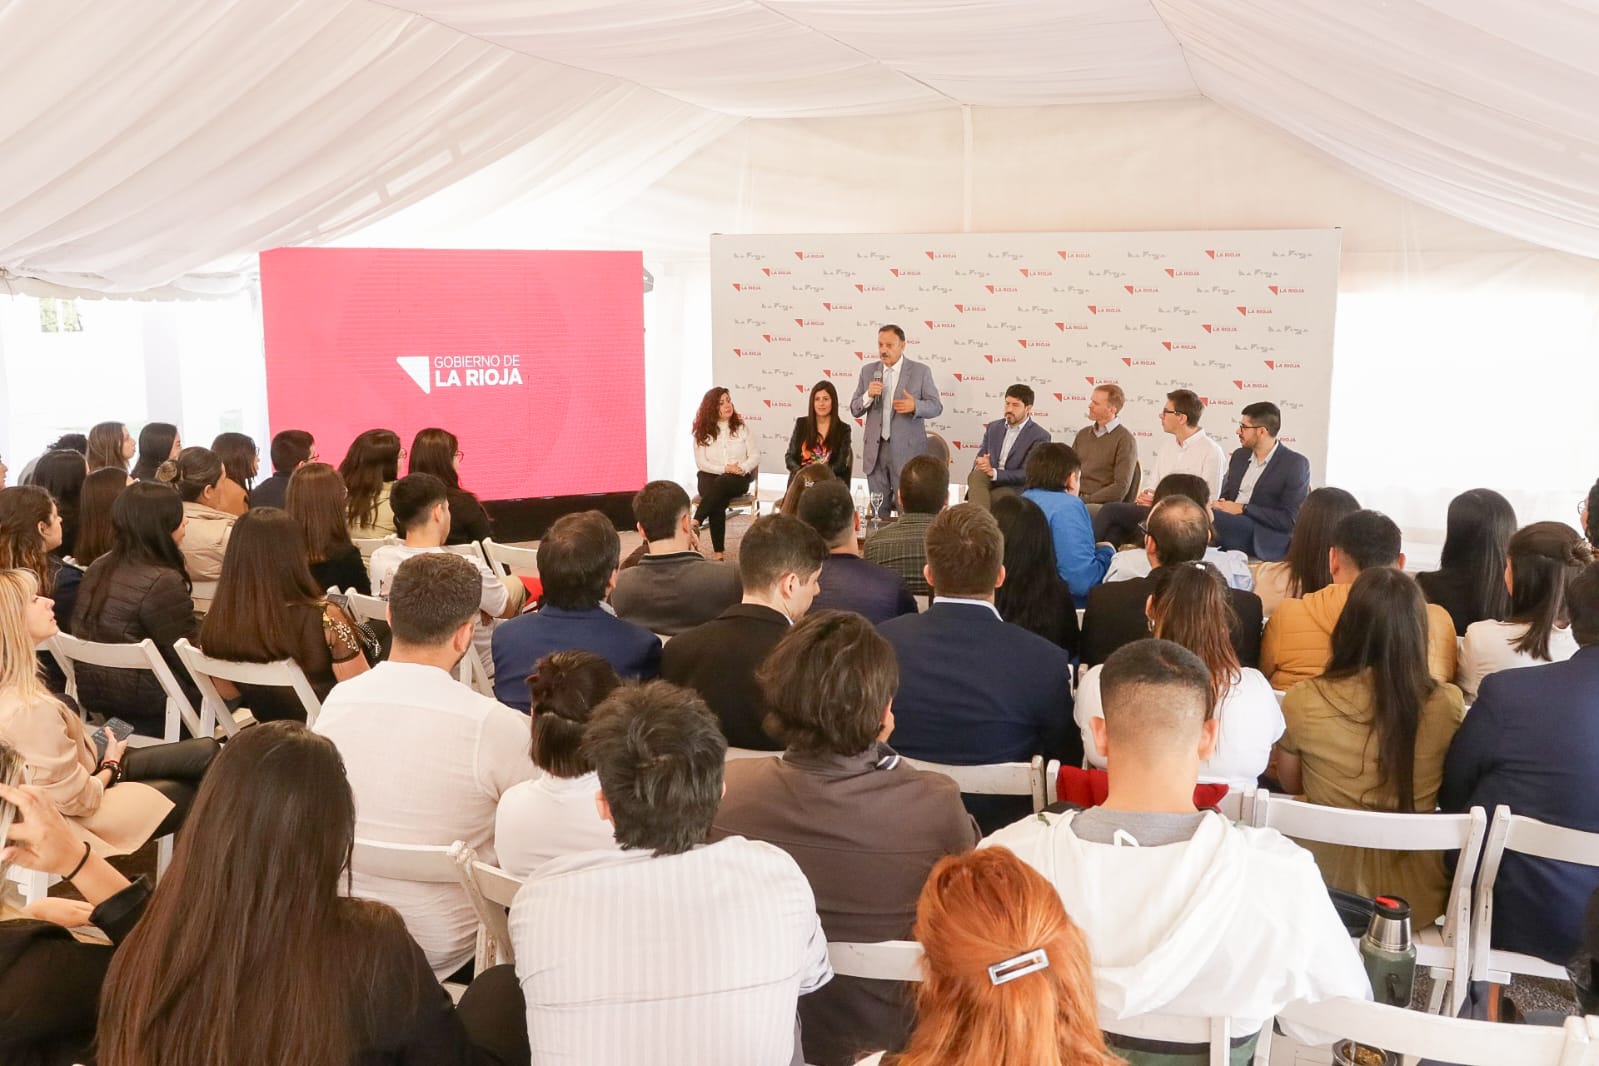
[710,230,1340,488]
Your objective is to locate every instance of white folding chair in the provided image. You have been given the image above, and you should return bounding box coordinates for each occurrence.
[1252,791,1487,1015]
[450,843,525,971]
[173,638,322,735]
[342,590,389,629]
[352,536,390,561]
[45,633,206,743]
[351,838,474,999]
[827,940,924,981]
[455,649,495,697]
[1275,996,1598,1066]
[726,747,783,761]
[481,538,539,578]
[1472,807,1599,987]
[440,539,491,570]
[1099,1008,1236,1066]
[904,755,1046,813]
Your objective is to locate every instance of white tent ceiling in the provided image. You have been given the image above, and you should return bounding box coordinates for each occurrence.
[1,0,1596,294]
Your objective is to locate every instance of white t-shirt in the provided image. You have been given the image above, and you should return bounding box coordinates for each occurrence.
[1076,663,1284,787]
[1456,620,1579,702]
[494,770,619,879]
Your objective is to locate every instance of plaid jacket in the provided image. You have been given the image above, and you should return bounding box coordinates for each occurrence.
[861,512,936,597]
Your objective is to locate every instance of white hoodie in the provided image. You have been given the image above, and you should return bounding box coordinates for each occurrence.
[983,809,1370,1042]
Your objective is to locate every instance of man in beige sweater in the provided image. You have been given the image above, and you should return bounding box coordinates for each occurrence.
[1071,383,1138,514]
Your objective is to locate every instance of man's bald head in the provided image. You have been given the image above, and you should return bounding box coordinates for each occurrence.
[1146,494,1210,566]
[1099,639,1213,758]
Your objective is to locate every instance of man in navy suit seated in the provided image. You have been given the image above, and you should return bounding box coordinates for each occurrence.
[1210,401,1311,561]
[797,479,917,625]
[878,503,1077,831]
[965,383,1051,511]
[491,511,661,712]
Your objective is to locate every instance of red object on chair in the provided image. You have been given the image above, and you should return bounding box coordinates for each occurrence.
[1055,765,1230,811]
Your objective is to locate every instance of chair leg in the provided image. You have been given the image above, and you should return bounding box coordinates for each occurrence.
[157,835,174,881]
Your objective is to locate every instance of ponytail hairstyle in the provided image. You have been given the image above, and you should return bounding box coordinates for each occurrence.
[1505,522,1593,660]
[155,447,224,504]
[1149,561,1240,713]
[527,651,621,777]
[889,847,1119,1066]
[86,421,130,473]
[337,429,402,530]
[0,486,58,594]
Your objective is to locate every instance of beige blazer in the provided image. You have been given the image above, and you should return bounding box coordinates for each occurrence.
[181,501,237,612]
[0,692,173,856]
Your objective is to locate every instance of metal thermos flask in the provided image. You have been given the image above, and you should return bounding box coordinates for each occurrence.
[1359,895,1417,1008]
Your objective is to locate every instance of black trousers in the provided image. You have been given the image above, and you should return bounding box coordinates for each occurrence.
[695,472,753,552]
[121,737,220,839]
[456,964,531,1066]
[1092,501,1151,547]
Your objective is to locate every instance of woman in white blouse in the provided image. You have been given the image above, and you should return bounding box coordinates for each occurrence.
[493,650,622,879]
[691,387,760,559]
[1457,522,1592,701]
[1076,562,1283,786]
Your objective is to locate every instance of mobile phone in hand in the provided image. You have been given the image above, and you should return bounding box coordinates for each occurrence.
[91,717,135,761]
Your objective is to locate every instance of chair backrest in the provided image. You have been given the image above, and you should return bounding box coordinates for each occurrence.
[440,540,490,569]
[352,536,390,561]
[924,431,951,468]
[455,649,495,696]
[342,589,389,627]
[173,638,323,734]
[1472,807,1599,986]
[448,843,523,970]
[482,537,539,577]
[1098,1007,1233,1066]
[351,837,461,883]
[1276,996,1596,1066]
[46,633,205,742]
[904,755,1045,813]
[827,940,924,982]
[1121,460,1142,504]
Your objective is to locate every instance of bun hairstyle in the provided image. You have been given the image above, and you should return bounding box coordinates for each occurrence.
[526,650,622,779]
[155,447,224,503]
[1506,521,1594,661]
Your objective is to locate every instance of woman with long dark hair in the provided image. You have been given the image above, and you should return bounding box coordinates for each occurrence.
[691,387,760,559]
[0,487,63,599]
[408,427,492,545]
[71,467,128,568]
[154,447,236,612]
[855,847,1119,1066]
[286,463,370,595]
[129,422,180,482]
[24,449,88,558]
[1275,567,1466,924]
[209,431,257,514]
[784,380,852,481]
[991,495,1077,653]
[338,428,403,540]
[199,508,368,722]
[85,422,133,474]
[1417,488,1517,636]
[1253,486,1360,616]
[1456,522,1591,700]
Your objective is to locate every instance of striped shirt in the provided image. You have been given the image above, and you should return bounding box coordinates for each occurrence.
[512,837,833,1065]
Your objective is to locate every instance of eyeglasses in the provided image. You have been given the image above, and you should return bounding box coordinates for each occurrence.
[1238,422,1262,431]
[454,451,465,461]
[1159,408,1176,417]
[1136,522,1151,539]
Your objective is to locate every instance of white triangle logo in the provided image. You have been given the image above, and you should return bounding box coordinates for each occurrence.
[396,356,430,395]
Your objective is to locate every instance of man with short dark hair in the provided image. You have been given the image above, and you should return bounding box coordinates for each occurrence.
[966,383,1050,511]
[1081,493,1264,667]
[850,324,943,518]
[862,453,947,597]
[798,480,915,624]
[1102,473,1255,589]
[877,504,1076,831]
[985,639,1368,1053]
[511,680,832,1066]
[661,514,829,750]
[1261,509,1456,689]
[1072,383,1137,511]
[610,480,740,635]
[250,429,315,509]
[1093,387,1227,545]
[316,552,532,979]
[492,511,661,711]
[1211,401,1311,561]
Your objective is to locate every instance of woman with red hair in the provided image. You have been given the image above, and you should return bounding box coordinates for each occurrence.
[691,386,760,559]
[859,846,1121,1066]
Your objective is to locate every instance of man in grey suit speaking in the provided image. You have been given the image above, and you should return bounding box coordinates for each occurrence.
[850,323,943,519]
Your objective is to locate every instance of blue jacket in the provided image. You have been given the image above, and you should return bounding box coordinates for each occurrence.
[1022,488,1113,607]
[976,418,1051,488]
[490,605,661,712]
[1218,443,1311,561]
[812,554,917,625]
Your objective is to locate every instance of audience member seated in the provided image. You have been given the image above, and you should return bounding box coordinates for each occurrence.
[1072,381,1137,513]
[1092,388,1227,546]
[785,379,854,481]
[1020,443,1112,607]
[691,386,760,559]
[26,449,88,561]
[1079,563,1282,787]
[153,447,235,612]
[285,461,371,596]
[610,479,740,635]
[991,494,1079,654]
[1275,567,1466,925]
[1416,488,1517,637]
[315,553,532,979]
[1102,473,1254,590]
[711,611,979,1066]
[95,721,510,1065]
[492,511,658,711]
[799,480,916,623]
[209,432,256,515]
[1253,486,1360,617]
[965,383,1051,512]
[0,486,75,638]
[250,428,314,510]
[1262,509,1457,690]
[14,434,86,488]
[1586,478,1599,545]
[129,422,179,483]
[1456,521,1590,701]
[989,640,1369,1056]
[862,453,947,598]
[409,427,494,545]
[197,508,369,722]
[86,422,134,475]
[494,652,622,879]
[1442,563,1599,965]
[878,505,1077,832]
[510,680,831,1066]
[70,467,125,569]
[71,482,199,736]
[853,847,1118,1066]
[1210,401,1311,561]
[1081,493,1263,669]
[776,461,835,518]
[2,565,216,853]
[338,427,403,540]
[661,514,828,750]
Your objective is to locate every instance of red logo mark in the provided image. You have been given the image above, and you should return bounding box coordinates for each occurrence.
[733,348,742,356]
[794,318,804,327]
[1265,361,1275,370]
[984,355,994,363]
[732,283,742,291]
[855,284,864,292]
[1017,339,1029,348]
[1055,322,1065,331]
[854,351,865,360]
[822,370,833,377]
[795,384,805,392]
[1085,376,1096,386]
[763,400,772,407]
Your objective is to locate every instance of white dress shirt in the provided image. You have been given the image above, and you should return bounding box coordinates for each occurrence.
[1093,416,1122,437]
[1235,441,1279,506]
[1150,430,1228,501]
[512,837,832,1066]
[996,416,1028,470]
[1456,620,1580,702]
[314,661,533,978]
[694,421,761,475]
[493,769,619,879]
[1103,546,1256,591]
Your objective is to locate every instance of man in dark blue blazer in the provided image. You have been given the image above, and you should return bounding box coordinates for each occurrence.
[491,511,660,712]
[1210,401,1310,561]
[966,383,1052,511]
[878,504,1077,832]
[1440,565,1599,965]
[797,480,916,624]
